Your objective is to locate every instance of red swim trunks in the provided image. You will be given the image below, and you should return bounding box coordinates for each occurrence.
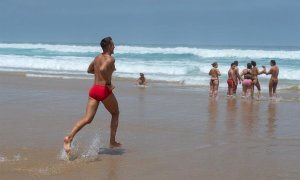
[89,84,112,101]
[227,79,235,88]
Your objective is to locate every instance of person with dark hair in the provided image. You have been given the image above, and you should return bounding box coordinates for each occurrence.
[240,63,253,97]
[262,60,279,97]
[227,63,237,97]
[137,73,146,86]
[64,37,121,156]
[251,60,264,98]
[232,61,241,95]
[209,62,221,97]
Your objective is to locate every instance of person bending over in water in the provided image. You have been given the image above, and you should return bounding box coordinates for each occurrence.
[262,60,279,98]
[227,63,237,97]
[64,37,121,155]
[137,73,146,86]
[251,60,265,98]
[240,63,253,98]
[209,62,221,97]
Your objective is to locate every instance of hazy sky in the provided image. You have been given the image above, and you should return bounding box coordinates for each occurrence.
[0,0,299,46]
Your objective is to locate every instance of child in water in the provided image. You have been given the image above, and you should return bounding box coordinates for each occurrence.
[137,73,146,86]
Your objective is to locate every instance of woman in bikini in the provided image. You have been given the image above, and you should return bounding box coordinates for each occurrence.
[251,60,264,98]
[209,62,221,97]
[240,63,253,98]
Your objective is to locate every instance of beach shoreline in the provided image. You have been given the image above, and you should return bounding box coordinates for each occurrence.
[1,74,300,179]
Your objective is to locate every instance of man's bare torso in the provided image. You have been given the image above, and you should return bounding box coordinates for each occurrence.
[89,54,116,85]
[270,66,279,80]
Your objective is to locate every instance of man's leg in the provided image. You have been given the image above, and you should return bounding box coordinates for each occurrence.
[213,80,219,97]
[64,97,99,153]
[233,83,237,95]
[269,80,273,97]
[273,80,278,97]
[209,81,213,97]
[102,93,121,148]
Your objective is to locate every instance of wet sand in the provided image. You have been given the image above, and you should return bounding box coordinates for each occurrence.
[1,74,300,180]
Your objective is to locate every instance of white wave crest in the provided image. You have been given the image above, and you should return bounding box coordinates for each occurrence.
[1,43,300,59]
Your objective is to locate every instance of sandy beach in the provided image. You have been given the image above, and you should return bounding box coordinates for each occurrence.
[1,73,300,180]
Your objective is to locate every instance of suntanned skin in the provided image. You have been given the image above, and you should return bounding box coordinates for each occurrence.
[64,39,121,155]
[137,73,146,85]
[263,61,279,97]
[209,64,221,97]
[240,68,253,97]
[233,64,241,95]
[251,65,264,98]
[227,64,236,96]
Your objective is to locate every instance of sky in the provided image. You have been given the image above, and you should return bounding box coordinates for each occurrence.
[0,0,300,46]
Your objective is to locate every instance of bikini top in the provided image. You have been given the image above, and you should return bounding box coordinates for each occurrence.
[244,69,252,79]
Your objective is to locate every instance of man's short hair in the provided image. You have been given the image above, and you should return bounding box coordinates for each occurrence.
[270,60,276,65]
[233,61,238,66]
[100,37,112,50]
[247,63,252,69]
[251,60,256,67]
[211,62,218,67]
[231,63,235,67]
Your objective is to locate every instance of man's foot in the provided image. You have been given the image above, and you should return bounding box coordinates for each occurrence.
[64,136,72,154]
[110,141,122,148]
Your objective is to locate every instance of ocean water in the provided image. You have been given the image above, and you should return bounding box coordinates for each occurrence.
[0,43,299,89]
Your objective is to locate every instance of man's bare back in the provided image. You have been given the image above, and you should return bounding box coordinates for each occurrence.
[263,60,279,97]
[88,54,116,88]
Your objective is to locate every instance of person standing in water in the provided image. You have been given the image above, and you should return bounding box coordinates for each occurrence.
[251,60,264,98]
[64,37,121,155]
[233,61,242,96]
[227,63,237,97]
[240,63,253,98]
[209,62,221,97]
[263,60,279,98]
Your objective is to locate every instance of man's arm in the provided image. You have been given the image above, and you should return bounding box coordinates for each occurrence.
[265,67,273,75]
[87,60,95,74]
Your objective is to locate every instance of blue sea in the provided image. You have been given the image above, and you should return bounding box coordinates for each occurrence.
[0,43,299,90]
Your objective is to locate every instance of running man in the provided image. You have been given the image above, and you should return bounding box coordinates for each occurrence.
[263,60,279,97]
[64,37,121,155]
[209,62,221,97]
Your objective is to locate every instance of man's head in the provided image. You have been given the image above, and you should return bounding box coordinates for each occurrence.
[231,63,236,70]
[140,73,144,77]
[100,37,115,54]
[270,60,276,66]
[212,62,218,68]
[251,60,256,67]
[247,63,252,69]
[233,61,239,66]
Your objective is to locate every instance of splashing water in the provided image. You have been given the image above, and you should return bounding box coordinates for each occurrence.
[59,133,102,161]
[81,132,102,161]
